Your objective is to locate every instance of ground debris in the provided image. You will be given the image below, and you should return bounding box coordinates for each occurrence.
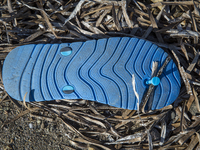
[0,0,200,149]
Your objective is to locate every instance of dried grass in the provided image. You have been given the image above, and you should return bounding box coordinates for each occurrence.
[0,0,200,149]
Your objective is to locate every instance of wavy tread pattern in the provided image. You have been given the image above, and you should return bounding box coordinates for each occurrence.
[3,37,181,110]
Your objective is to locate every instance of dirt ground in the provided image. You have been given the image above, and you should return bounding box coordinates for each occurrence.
[0,0,200,149]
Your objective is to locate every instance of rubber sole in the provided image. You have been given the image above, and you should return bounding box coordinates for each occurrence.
[3,37,181,110]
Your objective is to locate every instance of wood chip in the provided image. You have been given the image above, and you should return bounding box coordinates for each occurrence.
[112,4,122,31]
[96,9,111,27]
[63,0,85,25]
[121,0,133,28]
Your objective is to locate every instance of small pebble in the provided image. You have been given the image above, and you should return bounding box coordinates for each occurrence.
[29,123,33,129]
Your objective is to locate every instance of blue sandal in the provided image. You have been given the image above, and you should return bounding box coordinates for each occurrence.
[3,37,181,110]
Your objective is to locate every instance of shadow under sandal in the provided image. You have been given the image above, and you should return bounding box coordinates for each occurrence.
[2,37,181,110]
